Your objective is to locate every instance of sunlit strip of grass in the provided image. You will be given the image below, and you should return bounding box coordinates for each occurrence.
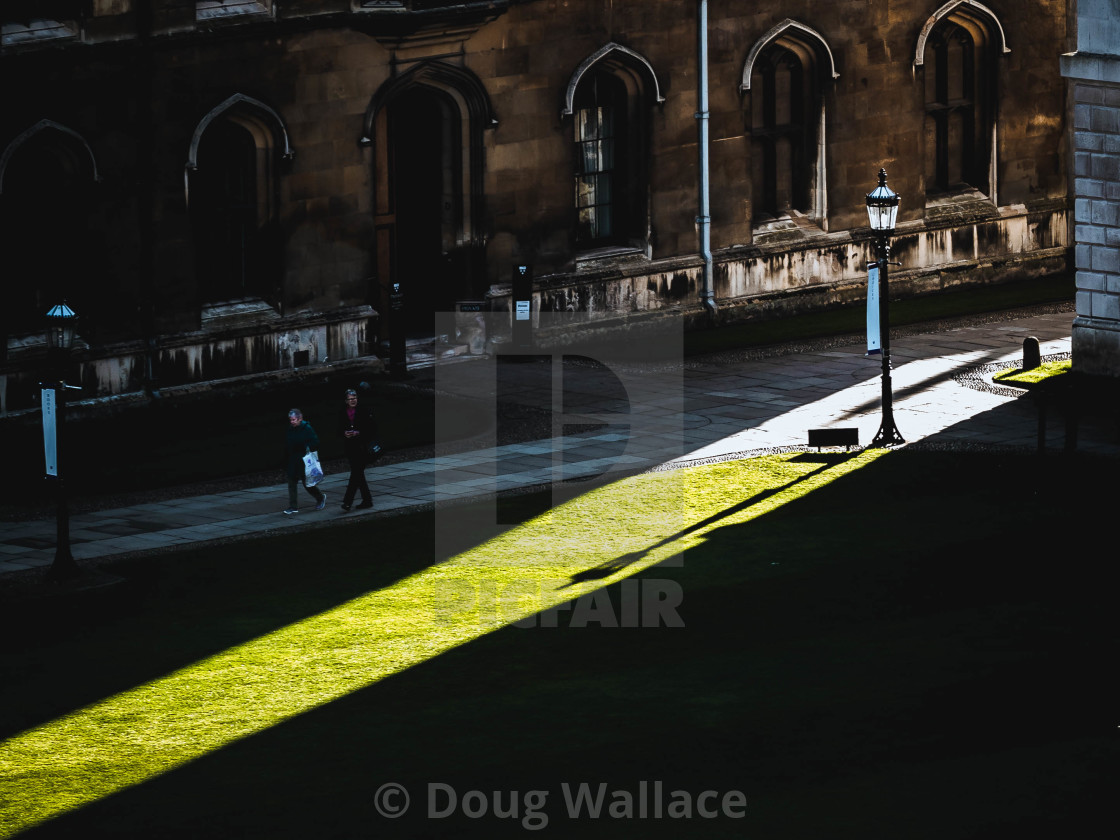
[0,450,883,836]
[993,359,1071,385]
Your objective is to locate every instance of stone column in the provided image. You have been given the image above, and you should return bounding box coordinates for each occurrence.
[1062,0,1120,378]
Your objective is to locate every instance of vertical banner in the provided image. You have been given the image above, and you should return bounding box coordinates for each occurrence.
[42,387,58,477]
[866,263,881,355]
[512,264,533,350]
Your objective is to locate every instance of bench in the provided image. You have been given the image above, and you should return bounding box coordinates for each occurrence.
[807,427,860,451]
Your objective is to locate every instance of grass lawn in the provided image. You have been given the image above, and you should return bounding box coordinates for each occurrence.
[1,448,1115,839]
[994,359,1073,386]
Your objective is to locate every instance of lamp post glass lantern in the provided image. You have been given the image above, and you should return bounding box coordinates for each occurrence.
[43,301,81,581]
[45,302,79,353]
[866,169,900,234]
[866,169,904,447]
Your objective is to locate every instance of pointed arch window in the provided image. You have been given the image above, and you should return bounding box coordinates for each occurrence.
[916,1,1008,200]
[574,72,624,244]
[750,44,809,222]
[187,96,292,307]
[565,44,663,253]
[742,21,838,232]
[0,121,100,341]
[193,121,264,303]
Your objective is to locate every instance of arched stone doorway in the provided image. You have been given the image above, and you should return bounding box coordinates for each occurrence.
[364,62,494,342]
[390,86,461,336]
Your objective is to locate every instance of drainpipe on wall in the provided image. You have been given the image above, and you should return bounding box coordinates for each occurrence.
[138,0,160,399]
[697,0,717,317]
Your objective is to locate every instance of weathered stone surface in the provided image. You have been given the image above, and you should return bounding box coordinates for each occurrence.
[0,0,1078,399]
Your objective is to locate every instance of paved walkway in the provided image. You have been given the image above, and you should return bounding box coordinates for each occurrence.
[2,308,1115,579]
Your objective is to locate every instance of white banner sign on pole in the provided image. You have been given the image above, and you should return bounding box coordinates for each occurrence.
[866,264,881,356]
[42,387,58,477]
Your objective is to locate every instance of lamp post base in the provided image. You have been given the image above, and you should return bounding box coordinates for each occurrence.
[870,421,905,448]
[47,473,81,583]
[46,551,82,584]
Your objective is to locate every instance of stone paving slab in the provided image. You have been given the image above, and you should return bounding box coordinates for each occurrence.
[3,309,1117,578]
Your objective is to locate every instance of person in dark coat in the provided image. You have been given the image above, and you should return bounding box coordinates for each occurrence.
[337,388,377,512]
[284,408,326,514]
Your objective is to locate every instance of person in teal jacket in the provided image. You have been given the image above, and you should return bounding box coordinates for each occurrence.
[284,408,326,514]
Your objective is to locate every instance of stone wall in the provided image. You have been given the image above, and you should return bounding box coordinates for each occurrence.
[1063,0,1120,377]
[482,201,1069,348]
[0,305,376,416]
[0,1,1077,401]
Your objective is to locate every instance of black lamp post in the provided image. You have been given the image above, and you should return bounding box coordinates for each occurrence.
[866,169,904,448]
[44,301,81,582]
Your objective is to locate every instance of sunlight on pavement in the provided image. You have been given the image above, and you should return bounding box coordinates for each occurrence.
[685,370,885,459]
[0,450,884,837]
[682,347,1024,461]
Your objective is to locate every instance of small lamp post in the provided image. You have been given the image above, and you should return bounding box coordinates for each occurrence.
[866,169,904,447]
[43,301,81,582]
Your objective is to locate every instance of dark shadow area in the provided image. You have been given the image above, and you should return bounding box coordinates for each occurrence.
[684,273,1073,357]
[490,354,634,420]
[495,488,552,525]
[562,354,632,416]
[0,492,549,743]
[1022,370,1120,452]
[559,321,689,365]
[0,373,495,511]
[6,449,1116,838]
[914,373,1120,457]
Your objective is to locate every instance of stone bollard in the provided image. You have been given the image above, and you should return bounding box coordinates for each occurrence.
[1023,336,1041,371]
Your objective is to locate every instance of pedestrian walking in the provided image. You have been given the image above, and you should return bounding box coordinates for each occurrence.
[337,388,377,512]
[284,408,326,514]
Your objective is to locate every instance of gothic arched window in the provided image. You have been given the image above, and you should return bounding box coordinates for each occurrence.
[565,44,663,253]
[750,44,811,222]
[0,121,99,340]
[574,71,628,245]
[916,1,1008,199]
[742,20,838,232]
[187,96,290,307]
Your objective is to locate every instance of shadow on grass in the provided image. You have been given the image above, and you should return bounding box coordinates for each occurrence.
[0,493,549,744]
[563,453,852,588]
[4,449,1118,839]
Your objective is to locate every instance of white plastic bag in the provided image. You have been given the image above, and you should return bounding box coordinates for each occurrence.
[303,448,324,487]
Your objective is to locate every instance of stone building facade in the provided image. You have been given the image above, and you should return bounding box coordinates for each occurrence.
[1063,0,1120,377]
[1,0,1073,412]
